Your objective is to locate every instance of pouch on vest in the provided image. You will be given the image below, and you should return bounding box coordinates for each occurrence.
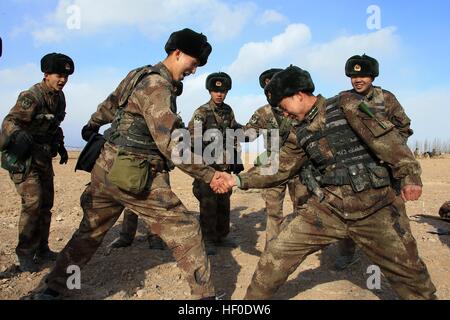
[1,151,31,175]
[347,164,372,193]
[366,165,391,189]
[107,150,151,194]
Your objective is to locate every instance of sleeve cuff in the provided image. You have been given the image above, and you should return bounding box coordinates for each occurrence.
[401,175,423,189]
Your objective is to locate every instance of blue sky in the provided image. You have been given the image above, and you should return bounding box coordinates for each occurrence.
[1,0,449,149]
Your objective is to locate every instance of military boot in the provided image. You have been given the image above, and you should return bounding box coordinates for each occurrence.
[22,288,61,300]
[35,247,59,262]
[108,237,133,249]
[204,240,217,256]
[17,255,39,273]
[216,237,238,248]
[333,254,360,271]
[147,235,167,250]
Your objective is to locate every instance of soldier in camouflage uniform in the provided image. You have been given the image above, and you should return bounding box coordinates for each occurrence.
[188,72,243,254]
[31,29,220,300]
[216,66,436,300]
[333,54,416,270]
[0,53,74,273]
[242,69,308,248]
[105,80,186,252]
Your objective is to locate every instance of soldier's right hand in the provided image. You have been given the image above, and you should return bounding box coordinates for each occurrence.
[8,130,33,160]
[81,123,100,142]
[210,172,236,194]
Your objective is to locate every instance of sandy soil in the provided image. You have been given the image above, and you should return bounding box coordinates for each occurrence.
[0,153,449,300]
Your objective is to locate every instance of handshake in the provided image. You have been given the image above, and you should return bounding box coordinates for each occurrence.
[210,171,237,194]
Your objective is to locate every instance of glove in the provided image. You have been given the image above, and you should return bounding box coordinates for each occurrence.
[58,145,69,165]
[8,130,33,161]
[81,123,100,142]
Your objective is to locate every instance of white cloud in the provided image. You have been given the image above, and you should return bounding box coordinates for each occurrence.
[32,27,64,44]
[19,0,257,44]
[227,24,312,79]
[227,24,400,84]
[258,9,288,25]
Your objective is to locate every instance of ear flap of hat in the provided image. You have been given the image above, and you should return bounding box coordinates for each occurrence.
[165,28,212,66]
[345,54,379,78]
[259,68,283,89]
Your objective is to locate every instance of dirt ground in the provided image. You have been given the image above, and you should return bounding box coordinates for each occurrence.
[0,152,449,300]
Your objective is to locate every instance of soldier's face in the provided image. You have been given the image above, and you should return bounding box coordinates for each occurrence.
[174,50,199,82]
[351,76,373,94]
[210,91,227,105]
[44,73,69,91]
[279,93,305,120]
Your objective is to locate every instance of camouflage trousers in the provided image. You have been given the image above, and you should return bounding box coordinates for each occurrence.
[245,197,437,300]
[118,209,161,245]
[336,197,411,258]
[262,176,308,247]
[10,166,54,257]
[193,179,232,242]
[45,164,214,299]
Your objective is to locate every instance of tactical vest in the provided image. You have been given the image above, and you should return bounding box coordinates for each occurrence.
[201,103,236,171]
[105,65,176,157]
[296,101,391,193]
[28,84,66,144]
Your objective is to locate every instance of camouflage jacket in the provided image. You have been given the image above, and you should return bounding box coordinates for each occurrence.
[188,100,241,171]
[92,62,215,183]
[238,95,422,219]
[242,104,298,150]
[339,86,413,142]
[1,81,66,169]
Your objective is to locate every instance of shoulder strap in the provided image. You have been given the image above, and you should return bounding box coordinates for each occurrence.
[117,65,161,108]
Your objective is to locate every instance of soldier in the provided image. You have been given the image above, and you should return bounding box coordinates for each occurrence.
[106,81,185,252]
[215,66,436,300]
[242,69,308,248]
[0,53,74,273]
[333,54,417,270]
[29,28,222,300]
[188,72,242,255]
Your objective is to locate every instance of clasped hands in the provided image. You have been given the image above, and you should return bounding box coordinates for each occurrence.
[210,171,236,194]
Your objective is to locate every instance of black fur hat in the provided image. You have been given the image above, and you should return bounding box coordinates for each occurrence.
[41,53,74,75]
[345,54,379,78]
[165,28,212,67]
[259,68,283,89]
[265,66,315,107]
[206,72,232,92]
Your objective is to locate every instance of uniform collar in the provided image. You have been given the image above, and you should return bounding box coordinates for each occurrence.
[303,94,326,124]
[40,80,59,96]
[209,99,225,110]
[351,86,375,102]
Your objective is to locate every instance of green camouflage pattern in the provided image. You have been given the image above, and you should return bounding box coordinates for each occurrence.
[239,95,435,300]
